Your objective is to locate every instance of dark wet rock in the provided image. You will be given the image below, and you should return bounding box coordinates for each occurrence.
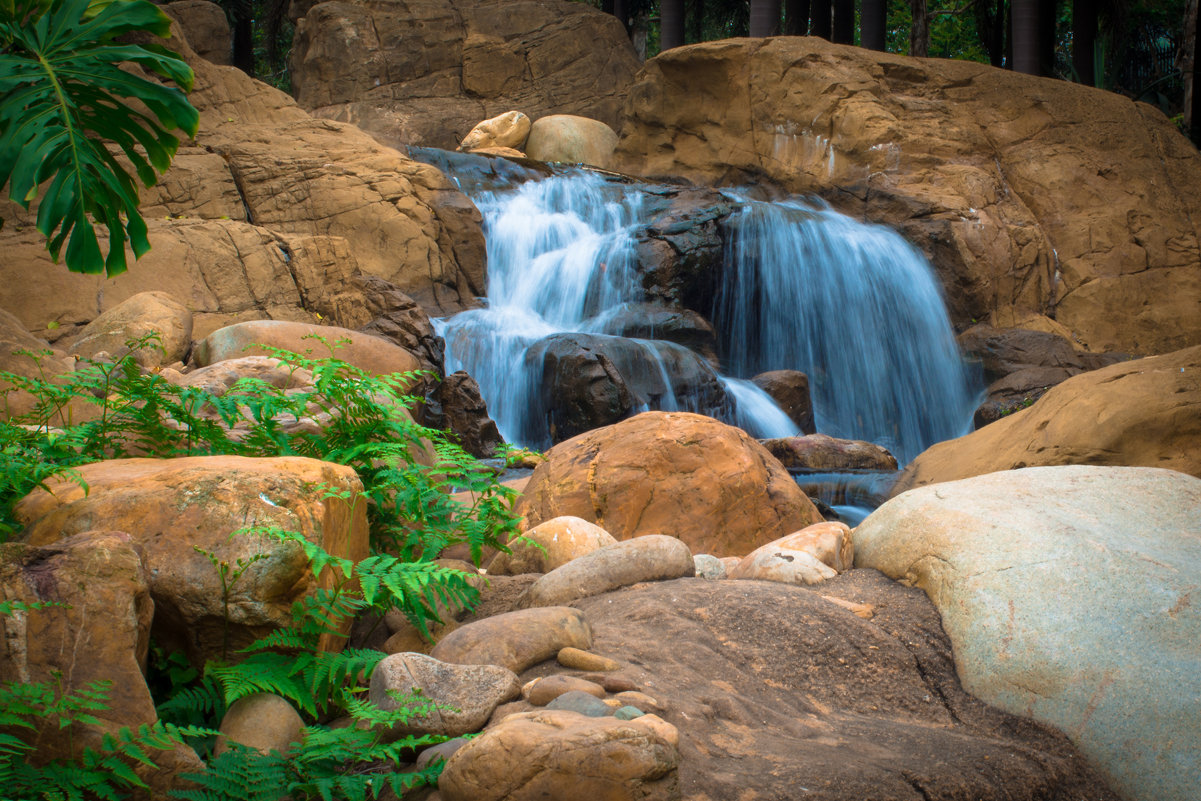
[751,369,815,434]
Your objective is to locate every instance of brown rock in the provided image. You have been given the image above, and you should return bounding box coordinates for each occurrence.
[557,647,622,672]
[438,709,681,801]
[460,111,532,151]
[751,521,854,572]
[430,606,592,673]
[526,674,606,706]
[0,308,79,423]
[64,291,193,368]
[215,693,305,756]
[193,320,420,376]
[428,371,503,458]
[613,37,1201,356]
[290,0,639,152]
[525,114,618,168]
[751,369,815,434]
[175,356,316,396]
[0,531,203,796]
[489,516,617,576]
[614,690,665,716]
[467,146,527,158]
[15,456,369,664]
[519,411,823,557]
[727,546,836,586]
[893,345,1201,494]
[163,0,231,64]
[762,433,898,472]
[520,535,695,608]
[369,652,520,739]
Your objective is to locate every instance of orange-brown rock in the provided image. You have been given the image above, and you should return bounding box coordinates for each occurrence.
[892,345,1201,494]
[520,412,823,557]
[488,516,617,576]
[519,535,695,608]
[430,606,592,674]
[215,693,305,756]
[438,709,681,801]
[0,308,79,422]
[64,291,192,368]
[15,456,369,664]
[613,38,1201,356]
[460,111,532,152]
[193,320,420,376]
[524,114,618,168]
[290,0,639,152]
[163,0,230,64]
[0,531,203,796]
[762,433,899,472]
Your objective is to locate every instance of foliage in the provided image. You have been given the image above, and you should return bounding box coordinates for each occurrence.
[0,0,199,276]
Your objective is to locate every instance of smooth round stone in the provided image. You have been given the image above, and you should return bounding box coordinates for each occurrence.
[615,705,645,720]
[545,690,613,717]
[527,674,606,707]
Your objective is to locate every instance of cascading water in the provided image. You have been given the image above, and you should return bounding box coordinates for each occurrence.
[428,153,978,495]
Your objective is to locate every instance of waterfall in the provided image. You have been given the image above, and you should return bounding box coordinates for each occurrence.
[430,157,976,463]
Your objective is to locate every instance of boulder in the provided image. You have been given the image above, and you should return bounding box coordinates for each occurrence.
[215,693,305,756]
[526,674,605,706]
[428,371,503,458]
[64,291,193,368]
[290,0,639,152]
[460,111,532,151]
[173,356,316,396]
[592,303,719,366]
[520,411,824,556]
[520,535,695,608]
[0,308,78,422]
[15,456,369,664]
[193,320,420,376]
[335,274,447,375]
[762,433,898,472]
[0,531,203,796]
[369,653,520,739]
[430,606,592,674]
[727,546,835,586]
[613,37,1201,355]
[735,521,853,574]
[750,369,815,434]
[854,466,1201,801]
[524,115,619,168]
[488,516,617,576]
[439,709,681,801]
[893,345,1201,493]
[632,187,732,315]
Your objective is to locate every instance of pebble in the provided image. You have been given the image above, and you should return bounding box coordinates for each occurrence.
[558,646,621,671]
[545,690,612,717]
[614,690,666,716]
[528,674,606,706]
[615,706,645,720]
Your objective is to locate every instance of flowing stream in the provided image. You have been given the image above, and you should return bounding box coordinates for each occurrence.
[415,150,978,519]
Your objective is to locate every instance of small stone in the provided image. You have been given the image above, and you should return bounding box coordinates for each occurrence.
[558,647,622,672]
[601,675,640,693]
[527,674,606,706]
[416,737,471,770]
[545,690,613,717]
[615,690,666,716]
[521,678,541,699]
[693,553,727,579]
[615,705,645,720]
[603,698,624,710]
[821,595,875,619]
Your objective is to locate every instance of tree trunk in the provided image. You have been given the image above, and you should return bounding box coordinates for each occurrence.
[832,0,854,43]
[811,0,831,39]
[861,0,886,50]
[1011,0,1041,74]
[784,0,810,35]
[689,0,704,43]
[661,0,686,51]
[909,0,929,57]
[1038,0,1059,77]
[1071,0,1096,84]
[1188,0,1200,143]
[750,0,783,37]
[975,0,1006,66]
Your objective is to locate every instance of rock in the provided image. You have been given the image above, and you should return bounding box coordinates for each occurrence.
[163,0,231,64]
[614,691,665,716]
[15,456,369,665]
[750,370,815,434]
[520,411,824,557]
[727,546,836,586]
[762,433,898,472]
[632,187,732,315]
[557,647,621,672]
[428,371,503,458]
[692,554,727,580]
[416,737,471,770]
[430,606,592,674]
[175,356,317,396]
[468,146,527,158]
[520,535,694,608]
[755,521,854,572]
[972,365,1078,427]
[290,0,639,152]
[854,466,1201,801]
[382,619,459,656]
[613,37,1201,356]
[820,595,876,619]
[0,531,203,796]
[193,320,420,376]
[460,111,532,152]
[893,345,1201,493]
[527,674,606,706]
[64,291,193,369]
[0,308,79,423]
[215,693,304,756]
[369,653,520,739]
[489,516,617,576]
[567,576,1118,801]
[544,689,612,717]
[614,706,644,720]
[525,115,618,168]
[438,709,681,801]
[334,274,446,375]
[592,303,720,366]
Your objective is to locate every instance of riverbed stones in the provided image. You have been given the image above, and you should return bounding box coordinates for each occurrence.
[438,709,681,801]
[557,646,621,672]
[520,411,824,556]
[854,465,1201,801]
[369,653,520,739]
[544,689,612,717]
[488,516,616,576]
[762,433,898,472]
[429,606,592,673]
[15,455,369,664]
[520,535,695,608]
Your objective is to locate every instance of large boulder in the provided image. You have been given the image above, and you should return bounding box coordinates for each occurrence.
[192,320,421,376]
[854,466,1201,801]
[524,114,619,168]
[893,345,1201,493]
[63,291,193,368]
[519,411,823,557]
[289,0,640,151]
[15,456,369,664]
[613,37,1201,356]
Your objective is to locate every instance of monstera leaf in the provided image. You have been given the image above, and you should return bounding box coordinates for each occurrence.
[0,0,199,276]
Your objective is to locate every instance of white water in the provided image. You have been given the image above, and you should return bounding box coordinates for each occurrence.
[431,159,976,464]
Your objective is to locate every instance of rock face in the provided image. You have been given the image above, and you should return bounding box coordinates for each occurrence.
[520,412,823,556]
[0,14,486,346]
[289,0,640,151]
[854,466,1201,801]
[893,345,1201,493]
[613,37,1201,356]
[15,456,369,664]
[163,0,230,64]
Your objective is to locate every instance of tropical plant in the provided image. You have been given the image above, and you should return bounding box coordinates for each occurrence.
[0,0,199,276]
